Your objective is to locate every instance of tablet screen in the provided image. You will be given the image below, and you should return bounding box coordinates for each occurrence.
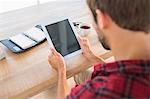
[45,19,80,56]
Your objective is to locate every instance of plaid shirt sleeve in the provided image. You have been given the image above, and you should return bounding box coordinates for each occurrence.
[67,60,150,99]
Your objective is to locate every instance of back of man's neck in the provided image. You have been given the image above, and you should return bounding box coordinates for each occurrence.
[111,31,150,61]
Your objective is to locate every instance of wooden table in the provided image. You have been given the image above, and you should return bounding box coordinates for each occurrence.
[0,1,113,99]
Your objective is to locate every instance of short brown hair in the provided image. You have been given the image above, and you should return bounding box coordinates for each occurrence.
[87,0,150,33]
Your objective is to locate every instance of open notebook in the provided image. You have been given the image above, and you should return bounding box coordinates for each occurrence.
[0,26,46,53]
[9,27,45,49]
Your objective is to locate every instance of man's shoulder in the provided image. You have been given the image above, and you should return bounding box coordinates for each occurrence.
[67,60,150,99]
[68,74,125,99]
[92,60,150,78]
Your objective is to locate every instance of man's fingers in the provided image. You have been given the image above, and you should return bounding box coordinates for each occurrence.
[48,50,53,58]
[78,35,89,42]
[50,48,58,55]
[78,36,83,45]
[50,48,54,54]
[78,36,87,44]
[78,36,88,43]
[50,48,56,52]
[78,35,82,41]
[78,36,90,53]
[82,38,88,43]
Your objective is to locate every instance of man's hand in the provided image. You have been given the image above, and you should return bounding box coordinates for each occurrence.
[78,36,104,64]
[48,48,69,99]
[48,48,66,72]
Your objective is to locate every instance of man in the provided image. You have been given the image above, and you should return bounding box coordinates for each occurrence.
[48,0,150,99]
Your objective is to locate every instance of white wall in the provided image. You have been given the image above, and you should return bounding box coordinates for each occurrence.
[0,0,79,14]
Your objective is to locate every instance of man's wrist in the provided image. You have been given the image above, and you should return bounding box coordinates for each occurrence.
[58,68,66,76]
[91,55,104,65]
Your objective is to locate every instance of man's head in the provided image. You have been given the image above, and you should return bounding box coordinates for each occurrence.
[87,0,150,50]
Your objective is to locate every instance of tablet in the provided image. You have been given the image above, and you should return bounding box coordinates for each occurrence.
[42,18,81,59]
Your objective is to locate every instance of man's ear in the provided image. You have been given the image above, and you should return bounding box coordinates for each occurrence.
[96,9,109,29]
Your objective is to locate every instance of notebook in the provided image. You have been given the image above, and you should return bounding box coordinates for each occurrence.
[24,28,45,42]
[8,27,45,50]
[9,34,37,50]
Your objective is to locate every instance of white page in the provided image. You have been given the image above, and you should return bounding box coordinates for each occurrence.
[24,28,45,42]
[9,34,37,49]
